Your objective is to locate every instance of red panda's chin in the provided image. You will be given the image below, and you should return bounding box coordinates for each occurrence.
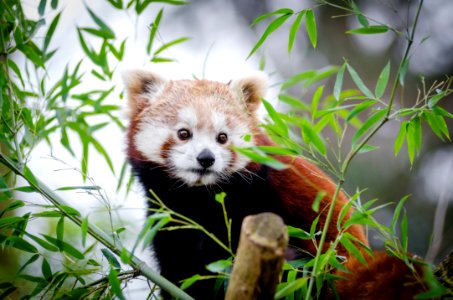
[178,169,219,187]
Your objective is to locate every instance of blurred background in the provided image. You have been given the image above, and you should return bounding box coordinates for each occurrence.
[3,0,453,298]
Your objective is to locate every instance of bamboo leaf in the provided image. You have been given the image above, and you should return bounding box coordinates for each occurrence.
[347,63,375,99]
[102,248,121,269]
[347,25,389,35]
[391,195,410,235]
[251,8,293,26]
[351,1,369,27]
[305,9,317,48]
[154,37,190,56]
[352,109,386,146]
[275,277,307,299]
[311,86,324,119]
[333,63,346,101]
[375,61,390,98]
[86,6,115,39]
[339,233,366,265]
[108,268,125,300]
[312,191,326,213]
[346,100,377,122]
[288,12,305,52]
[147,9,163,55]
[278,94,310,111]
[38,0,47,15]
[248,13,292,59]
[44,12,61,51]
[401,213,408,251]
[41,258,52,280]
[301,121,326,155]
[394,121,407,156]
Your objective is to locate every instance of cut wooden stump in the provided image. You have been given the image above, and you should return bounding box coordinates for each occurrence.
[225,212,288,300]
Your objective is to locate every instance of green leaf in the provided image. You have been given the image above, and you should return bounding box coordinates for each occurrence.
[38,0,47,15]
[275,277,307,299]
[59,205,81,217]
[339,233,366,265]
[180,274,201,290]
[301,121,326,155]
[234,147,287,170]
[44,12,61,51]
[6,236,38,253]
[154,36,190,55]
[86,6,115,39]
[23,166,38,187]
[51,0,58,9]
[357,144,379,154]
[25,233,59,252]
[375,61,390,98]
[102,248,121,269]
[351,1,369,27]
[401,213,408,251]
[248,13,292,59]
[278,94,310,111]
[423,111,448,141]
[287,226,311,240]
[346,100,377,122]
[108,268,125,300]
[262,99,288,136]
[42,234,84,259]
[151,57,174,63]
[399,58,409,86]
[347,25,389,34]
[215,192,226,204]
[56,216,64,248]
[352,109,387,146]
[41,258,52,280]
[428,92,446,108]
[206,259,232,273]
[347,63,375,99]
[147,9,163,55]
[17,254,40,274]
[312,191,325,213]
[251,8,294,26]
[391,195,410,235]
[394,122,407,156]
[411,117,422,152]
[305,9,317,48]
[311,86,324,119]
[56,186,101,191]
[288,12,305,52]
[334,63,346,101]
[81,217,88,247]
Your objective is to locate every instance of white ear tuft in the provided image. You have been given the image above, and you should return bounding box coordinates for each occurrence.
[122,69,167,116]
[229,72,268,113]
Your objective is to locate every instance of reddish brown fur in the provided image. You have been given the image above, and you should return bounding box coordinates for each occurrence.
[253,134,367,257]
[336,252,427,299]
[125,73,430,299]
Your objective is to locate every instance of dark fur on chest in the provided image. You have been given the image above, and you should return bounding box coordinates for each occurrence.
[130,158,284,298]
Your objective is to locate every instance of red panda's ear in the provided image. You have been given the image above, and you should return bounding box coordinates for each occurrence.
[229,72,268,113]
[122,69,167,116]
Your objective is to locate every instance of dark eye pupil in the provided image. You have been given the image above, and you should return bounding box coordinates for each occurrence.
[178,129,191,140]
[217,133,228,144]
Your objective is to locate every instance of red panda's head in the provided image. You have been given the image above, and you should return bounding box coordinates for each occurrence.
[123,70,267,186]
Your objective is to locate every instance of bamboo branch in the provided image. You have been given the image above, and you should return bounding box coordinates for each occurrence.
[0,154,193,300]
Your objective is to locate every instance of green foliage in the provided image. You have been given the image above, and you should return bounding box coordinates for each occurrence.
[1,0,452,299]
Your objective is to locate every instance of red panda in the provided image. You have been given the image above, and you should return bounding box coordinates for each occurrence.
[123,70,428,299]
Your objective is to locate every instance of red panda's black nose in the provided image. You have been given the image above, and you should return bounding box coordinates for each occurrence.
[197,149,215,169]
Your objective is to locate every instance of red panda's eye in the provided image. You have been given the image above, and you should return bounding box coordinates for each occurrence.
[217,133,228,144]
[177,129,191,140]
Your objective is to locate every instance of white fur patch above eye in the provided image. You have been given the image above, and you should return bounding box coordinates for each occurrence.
[177,107,198,129]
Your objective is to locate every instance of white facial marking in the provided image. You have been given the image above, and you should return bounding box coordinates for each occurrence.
[134,101,255,187]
